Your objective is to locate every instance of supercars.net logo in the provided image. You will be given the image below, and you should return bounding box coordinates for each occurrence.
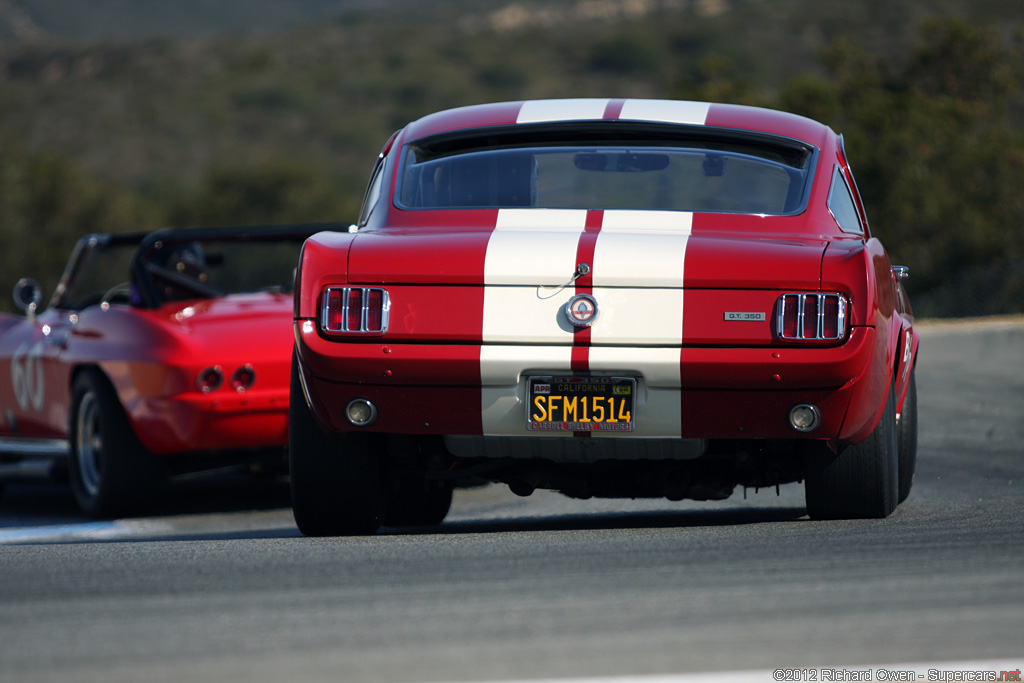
[773,668,1022,682]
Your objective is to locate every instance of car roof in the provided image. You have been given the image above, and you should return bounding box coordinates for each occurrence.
[401,99,834,148]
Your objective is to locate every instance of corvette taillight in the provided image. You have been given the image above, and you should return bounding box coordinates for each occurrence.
[230,365,256,392]
[196,366,223,393]
[321,287,390,334]
[776,293,846,341]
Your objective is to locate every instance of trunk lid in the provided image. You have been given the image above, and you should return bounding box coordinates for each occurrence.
[345,223,827,346]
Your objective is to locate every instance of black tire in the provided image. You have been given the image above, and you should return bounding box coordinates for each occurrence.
[805,380,899,520]
[384,476,453,527]
[289,351,384,536]
[897,368,918,504]
[69,368,165,518]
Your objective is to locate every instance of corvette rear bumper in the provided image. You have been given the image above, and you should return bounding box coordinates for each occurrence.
[129,389,289,455]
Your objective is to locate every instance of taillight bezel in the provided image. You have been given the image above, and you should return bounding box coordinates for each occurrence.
[320,286,390,335]
[774,292,848,342]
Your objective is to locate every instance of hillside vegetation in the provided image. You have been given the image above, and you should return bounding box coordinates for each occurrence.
[1,0,1022,317]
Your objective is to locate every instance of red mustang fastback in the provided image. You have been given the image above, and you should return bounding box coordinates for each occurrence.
[0,224,327,517]
[291,99,919,535]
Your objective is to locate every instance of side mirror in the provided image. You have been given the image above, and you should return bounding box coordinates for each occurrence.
[13,278,43,319]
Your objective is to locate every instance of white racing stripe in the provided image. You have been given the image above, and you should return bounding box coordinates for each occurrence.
[592,212,688,435]
[482,210,584,434]
[619,99,711,125]
[484,209,690,343]
[594,211,690,287]
[588,287,682,346]
[591,211,689,346]
[494,208,590,232]
[514,98,712,126]
[599,209,693,232]
[480,209,690,436]
[487,209,587,287]
[588,347,682,438]
[517,99,611,123]
[483,209,588,343]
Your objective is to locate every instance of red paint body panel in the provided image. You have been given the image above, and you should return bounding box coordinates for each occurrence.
[681,233,826,290]
[677,388,852,439]
[705,103,833,148]
[401,101,523,142]
[348,229,492,285]
[677,327,875,391]
[299,327,485,389]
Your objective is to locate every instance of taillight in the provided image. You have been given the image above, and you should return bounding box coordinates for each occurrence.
[230,365,256,392]
[366,289,384,331]
[321,287,390,334]
[196,366,223,393]
[346,288,363,331]
[821,295,841,338]
[776,293,846,341]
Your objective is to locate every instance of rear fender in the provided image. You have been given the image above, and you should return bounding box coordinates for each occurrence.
[893,322,919,415]
[822,238,899,444]
[295,231,356,321]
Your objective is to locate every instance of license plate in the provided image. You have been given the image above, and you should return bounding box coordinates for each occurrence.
[527,376,635,432]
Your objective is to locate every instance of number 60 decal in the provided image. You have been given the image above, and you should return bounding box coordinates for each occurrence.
[11,341,45,412]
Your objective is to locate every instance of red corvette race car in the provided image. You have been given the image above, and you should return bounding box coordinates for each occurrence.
[0,224,328,517]
[291,98,919,535]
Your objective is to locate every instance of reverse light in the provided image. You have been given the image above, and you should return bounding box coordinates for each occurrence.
[775,293,847,341]
[788,404,822,433]
[345,398,378,426]
[322,287,390,334]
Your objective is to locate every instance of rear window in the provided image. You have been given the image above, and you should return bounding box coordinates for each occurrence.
[396,124,815,215]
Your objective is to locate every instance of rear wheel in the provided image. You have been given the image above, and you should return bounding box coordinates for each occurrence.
[380,436,453,527]
[385,475,453,527]
[289,352,384,536]
[897,368,918,504]
[69,368,165,518]
[805,380,899,519]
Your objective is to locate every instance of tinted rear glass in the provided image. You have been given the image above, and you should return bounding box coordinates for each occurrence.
[397,124,815,215]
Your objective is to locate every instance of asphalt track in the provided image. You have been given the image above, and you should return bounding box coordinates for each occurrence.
[0,318,1021,683]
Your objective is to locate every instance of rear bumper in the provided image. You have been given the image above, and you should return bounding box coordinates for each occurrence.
[297,323,886,445]
[129,389,289,455]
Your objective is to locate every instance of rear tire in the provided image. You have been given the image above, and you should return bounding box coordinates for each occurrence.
[897,368,918,504]
[379,436,453,527]
[289,351,384,536]
[384,476,453,527]
[69,368,165,518]
[805,380,899,519]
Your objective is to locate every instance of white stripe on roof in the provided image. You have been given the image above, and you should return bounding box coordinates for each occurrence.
[619,99,710,125]
[517,98,610,123]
